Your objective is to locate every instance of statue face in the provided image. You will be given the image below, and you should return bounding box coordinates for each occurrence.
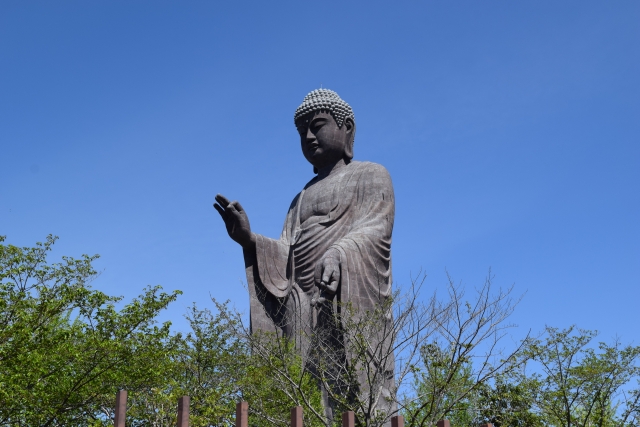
[296,111,354,170]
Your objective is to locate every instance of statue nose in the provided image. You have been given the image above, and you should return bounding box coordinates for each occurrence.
[306,127,315,140]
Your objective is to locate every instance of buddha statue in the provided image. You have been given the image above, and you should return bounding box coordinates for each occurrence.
[215,89,395,422]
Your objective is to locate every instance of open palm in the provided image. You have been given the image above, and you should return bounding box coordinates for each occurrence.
[214,194,255,249]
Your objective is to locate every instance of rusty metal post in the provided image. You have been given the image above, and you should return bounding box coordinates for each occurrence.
[236,401,248,427]
[114,389,127,427]
[437,420,451,427]
[342,411,355,427]
[177,396,190,427]
[391,414,404,427]
[291,406,303,427]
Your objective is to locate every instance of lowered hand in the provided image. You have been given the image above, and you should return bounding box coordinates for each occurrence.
[312,249,340,305]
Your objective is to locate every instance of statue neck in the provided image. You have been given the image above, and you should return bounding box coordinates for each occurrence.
[316,158,347,179]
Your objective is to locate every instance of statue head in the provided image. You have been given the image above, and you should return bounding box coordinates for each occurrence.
[294,89,356,173]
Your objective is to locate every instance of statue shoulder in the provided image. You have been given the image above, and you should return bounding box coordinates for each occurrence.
[351,161,393,185]
[287,191,302,212]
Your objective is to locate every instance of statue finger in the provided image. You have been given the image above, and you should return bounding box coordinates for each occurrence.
[321,267,333,286]
[328,279,339,294]
[314,262,323,286]
[320,268,331,286]
[227,203,240,216]
[215,194,231,207]
[232,201,246,213]
[213,203,226,218]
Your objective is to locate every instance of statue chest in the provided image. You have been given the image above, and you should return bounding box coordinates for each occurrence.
[298,179,339,224]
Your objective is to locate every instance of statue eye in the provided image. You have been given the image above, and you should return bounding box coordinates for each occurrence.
[310,119,326,133]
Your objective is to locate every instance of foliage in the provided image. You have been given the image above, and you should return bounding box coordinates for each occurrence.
[407,325,640,427]
[231,276,442,427]
[402,272,529,427]
[475,373,544,427]
[121,302,248,427]
[241,332,325,427]
[409,345,477,426]
[524,326,640,427]
[3,236,640,427]
[0,235,324,427]
[122,301,324,427]
[0,235,180,426]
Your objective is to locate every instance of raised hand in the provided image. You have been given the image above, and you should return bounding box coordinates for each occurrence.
[214,194,256,249]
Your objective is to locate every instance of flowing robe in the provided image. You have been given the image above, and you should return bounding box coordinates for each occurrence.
[242,161,396,417]
[243,161,394,336]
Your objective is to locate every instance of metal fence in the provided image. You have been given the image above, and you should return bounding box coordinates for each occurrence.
[112,389,494,427]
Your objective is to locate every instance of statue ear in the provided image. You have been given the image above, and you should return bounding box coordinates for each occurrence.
[343,117,355,161]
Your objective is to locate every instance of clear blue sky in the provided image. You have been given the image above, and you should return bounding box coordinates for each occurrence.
[1,1,638,343]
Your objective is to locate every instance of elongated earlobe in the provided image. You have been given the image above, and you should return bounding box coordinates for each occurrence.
[344,118,355,161]
[344,142,354,161]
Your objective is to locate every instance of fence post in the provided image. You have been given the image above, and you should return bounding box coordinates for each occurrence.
[342,411,355,427]
[177,396,190,427]
[236,401,248,427]
[391,414,404,427]
[114,389,127,427]
[437,420,451,427]
[291,406,303,427]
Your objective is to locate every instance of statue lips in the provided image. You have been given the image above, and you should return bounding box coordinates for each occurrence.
[307,142,319,154]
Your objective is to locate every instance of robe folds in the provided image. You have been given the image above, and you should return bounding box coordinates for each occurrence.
[242,161,395,338]
[242,161,396,420]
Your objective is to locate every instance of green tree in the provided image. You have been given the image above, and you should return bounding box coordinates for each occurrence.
[119,300,324,427]
[0,235,180,426]
[241,332,325,427]
[234,279,438,427]
[525,326,640,427]
[0,235,323,427]
[6,235,640,427]
[476,372,544,427]
[403,273,529,427]
[408,344,477,427]
[123,302,254,427]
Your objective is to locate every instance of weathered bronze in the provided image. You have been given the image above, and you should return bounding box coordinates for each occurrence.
[215,89,395,421]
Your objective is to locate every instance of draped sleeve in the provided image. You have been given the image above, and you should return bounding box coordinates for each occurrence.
[243,194,298,333]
